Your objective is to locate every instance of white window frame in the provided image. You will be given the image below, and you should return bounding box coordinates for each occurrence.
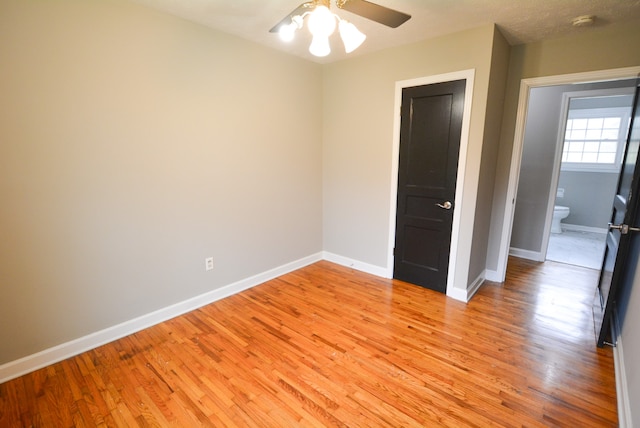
[559,91,633,173]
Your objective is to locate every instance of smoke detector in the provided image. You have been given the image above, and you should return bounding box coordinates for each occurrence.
[572,15,595,27]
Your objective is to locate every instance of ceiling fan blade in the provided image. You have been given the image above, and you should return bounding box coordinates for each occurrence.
[269,2,315,33]
[337,0,411,28]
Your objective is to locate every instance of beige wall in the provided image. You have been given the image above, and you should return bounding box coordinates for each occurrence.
[466,28,510,283]
[322,25,500,294]
[0,0,323,364]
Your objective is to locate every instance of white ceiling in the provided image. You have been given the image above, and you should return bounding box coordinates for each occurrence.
[133,0,640,63]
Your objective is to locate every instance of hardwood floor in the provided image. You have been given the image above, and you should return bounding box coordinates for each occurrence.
[0,257,617,427]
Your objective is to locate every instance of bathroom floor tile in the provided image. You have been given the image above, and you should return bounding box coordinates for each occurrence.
[547,229,606,270]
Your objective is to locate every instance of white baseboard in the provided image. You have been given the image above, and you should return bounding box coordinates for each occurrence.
[614,338,631,428]
[484,269,503,283]
[321,252,489,303]
[612,309,632,428]
[509,247,543,262]
[1,251,497,384]
[562,223,607,234]
[321,251,391,278]
[324,251,484,304]
[0,252,323,384]
[466,271,485,301]
[446,286,468,302]
[448,270,485,302]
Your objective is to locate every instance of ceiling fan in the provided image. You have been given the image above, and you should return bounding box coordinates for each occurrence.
[269,0,411,57]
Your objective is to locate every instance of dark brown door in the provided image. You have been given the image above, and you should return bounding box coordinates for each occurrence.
[393,79,465,293]
[594,82,640,347]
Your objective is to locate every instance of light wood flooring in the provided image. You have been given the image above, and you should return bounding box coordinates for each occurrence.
[0,257,617,426]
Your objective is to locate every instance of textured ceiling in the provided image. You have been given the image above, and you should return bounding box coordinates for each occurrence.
[132,0,640,63]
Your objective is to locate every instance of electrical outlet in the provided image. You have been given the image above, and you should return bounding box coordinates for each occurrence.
[205,257,214,271]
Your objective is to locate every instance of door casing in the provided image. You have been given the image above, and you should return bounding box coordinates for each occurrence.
[387,69,475,301]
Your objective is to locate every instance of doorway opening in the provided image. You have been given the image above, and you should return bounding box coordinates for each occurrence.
[546,89,635,270]
[495,67,640,283]
[500,72,639,277]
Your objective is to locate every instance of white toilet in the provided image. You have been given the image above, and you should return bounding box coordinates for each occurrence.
[552,205,570,233]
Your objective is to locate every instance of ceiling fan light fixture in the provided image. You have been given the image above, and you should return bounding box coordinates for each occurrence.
[278,15,303,42]
[271,0,406,57]
[338,20,366,53]
[309,35,331,57]
[278,23,296,42]
[307,5,336,37]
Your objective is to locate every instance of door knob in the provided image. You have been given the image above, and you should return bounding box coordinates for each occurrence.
[436,201,452,210]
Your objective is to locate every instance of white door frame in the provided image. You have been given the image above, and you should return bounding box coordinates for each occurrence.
[386,69,475,302]
[495,66,640,281]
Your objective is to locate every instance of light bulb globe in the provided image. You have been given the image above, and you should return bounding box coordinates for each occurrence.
[338,20,366,53]
[307,6,336,37]
[279,22,296,42]
[309,35,331,57]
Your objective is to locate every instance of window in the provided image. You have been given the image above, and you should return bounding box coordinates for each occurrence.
[563,116,621,164]
[561,104,632,172]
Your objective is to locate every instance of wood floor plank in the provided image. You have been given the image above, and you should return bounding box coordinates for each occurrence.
[0,257,618,426]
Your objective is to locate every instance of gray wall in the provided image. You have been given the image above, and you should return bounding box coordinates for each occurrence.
[556,171,618,229]
[468,29,511,285]
[510,85,563,251]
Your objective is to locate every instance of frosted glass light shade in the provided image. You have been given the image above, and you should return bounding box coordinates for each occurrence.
[275,6,366,58]
[307,6,336,37]
[279,22,297,42]
[309,35,331,57]
[278,15,303,42]
[338,20,366,53]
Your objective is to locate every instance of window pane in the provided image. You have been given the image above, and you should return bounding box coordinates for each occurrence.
[586,129,602,139]
[584,141,600,152]
[570,129,586,140]
[600,141,618,153]
[569,141,584,152]
[567,153,582,162]
[562,112,625,168]
[572,118,588,129]
[598,153,616,163]
[588,118,604,129]
[604,117,621,128]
